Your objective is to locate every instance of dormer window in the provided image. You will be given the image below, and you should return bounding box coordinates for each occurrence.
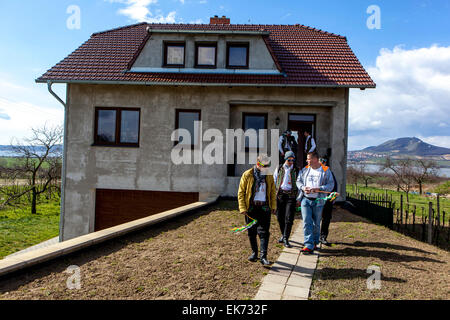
[226,43,249,69]
[164,42,185,67]
[195,43,217,68]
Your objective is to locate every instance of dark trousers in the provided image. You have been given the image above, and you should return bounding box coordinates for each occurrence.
[320,200,333,239]
[276,193,296,238]
[279,153,285,167]
[246,205,271,252]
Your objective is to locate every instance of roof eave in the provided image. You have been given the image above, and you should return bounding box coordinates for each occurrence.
[35,78,376,89]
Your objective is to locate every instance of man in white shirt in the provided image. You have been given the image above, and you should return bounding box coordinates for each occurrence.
[273,151,299,248]
[296,151,335,254]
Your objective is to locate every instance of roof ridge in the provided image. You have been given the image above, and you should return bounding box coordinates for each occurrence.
[293,23,346,40]
[92,22,347,40]
[91,22,148,37]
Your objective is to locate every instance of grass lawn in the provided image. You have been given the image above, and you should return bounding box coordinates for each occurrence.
[347,185,450,220]
[0,198,60,259]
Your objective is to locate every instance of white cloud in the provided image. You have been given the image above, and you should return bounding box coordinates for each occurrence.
[349,45,450,150]
[0,76,64,145]
[419,136,450,149]
[0,97,63,145]
[189,18,204,24]
[106,0,177,23]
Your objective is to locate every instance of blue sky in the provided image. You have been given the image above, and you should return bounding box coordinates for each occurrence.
[0,0,449,150]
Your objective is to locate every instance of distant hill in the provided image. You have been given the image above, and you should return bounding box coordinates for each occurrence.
[361,137,450,156]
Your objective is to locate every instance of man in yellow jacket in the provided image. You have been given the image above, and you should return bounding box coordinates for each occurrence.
[238,154,277,266]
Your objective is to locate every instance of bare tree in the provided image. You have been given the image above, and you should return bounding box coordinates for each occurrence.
[412,159,439,195]
[383,156,416,202]
[356,162,373,188]
[347,164,360,191]
[0,125,63,213]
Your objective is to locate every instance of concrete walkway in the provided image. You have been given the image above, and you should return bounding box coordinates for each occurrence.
[5,237,60,259]
[254,220,319,300]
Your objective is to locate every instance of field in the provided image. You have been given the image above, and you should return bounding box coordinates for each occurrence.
[347,185,450,220]
[0,157,55,170]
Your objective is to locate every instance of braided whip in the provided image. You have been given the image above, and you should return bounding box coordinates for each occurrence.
[231,214,258,234]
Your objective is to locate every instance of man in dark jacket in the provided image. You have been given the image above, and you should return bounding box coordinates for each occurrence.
[273,151,299,248]
[278,131,298,166]
[319,157,337,246]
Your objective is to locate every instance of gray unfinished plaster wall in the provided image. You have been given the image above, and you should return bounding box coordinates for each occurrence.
[62,84,348,240]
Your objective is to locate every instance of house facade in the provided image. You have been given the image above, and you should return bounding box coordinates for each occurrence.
[37,16,375,241]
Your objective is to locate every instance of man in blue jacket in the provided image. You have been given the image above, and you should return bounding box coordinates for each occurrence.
[319,157,338,246]
[296,151,335,254]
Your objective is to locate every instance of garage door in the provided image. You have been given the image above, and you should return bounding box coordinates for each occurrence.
[95,189,199,231]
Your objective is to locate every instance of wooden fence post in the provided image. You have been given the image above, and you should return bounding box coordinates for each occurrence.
[428,202,433,244]
[412,205,416,232]
[400,194,403,228]
[436,195,440,228]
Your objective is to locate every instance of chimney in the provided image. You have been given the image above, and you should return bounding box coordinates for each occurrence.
[210,15,230,25]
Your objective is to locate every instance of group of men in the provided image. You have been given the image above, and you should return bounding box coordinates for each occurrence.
[237,132,337,266]
[278,130,316,168]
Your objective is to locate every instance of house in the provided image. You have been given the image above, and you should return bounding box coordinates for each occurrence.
[37,16,375,241]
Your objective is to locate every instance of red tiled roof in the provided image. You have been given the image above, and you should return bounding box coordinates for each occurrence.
[36,22,375,88]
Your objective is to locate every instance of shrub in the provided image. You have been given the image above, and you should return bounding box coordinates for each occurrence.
[434,180,450,195]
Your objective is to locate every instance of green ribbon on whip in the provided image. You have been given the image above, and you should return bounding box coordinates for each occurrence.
[231,214,258,234]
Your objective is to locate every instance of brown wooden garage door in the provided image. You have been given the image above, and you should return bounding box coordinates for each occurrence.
[95,189,199,231]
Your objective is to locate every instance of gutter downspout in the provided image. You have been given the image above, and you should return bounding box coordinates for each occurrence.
[47,81,67,242]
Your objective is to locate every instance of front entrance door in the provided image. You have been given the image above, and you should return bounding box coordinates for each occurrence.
[288,114,316,168]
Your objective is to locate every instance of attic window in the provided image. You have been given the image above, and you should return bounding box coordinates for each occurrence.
[227,43,249,69]
[195,43,217,68]
[164,42,185,67]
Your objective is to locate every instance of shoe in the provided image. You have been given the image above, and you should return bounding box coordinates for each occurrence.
[320,236,331,246]
[283,224,293,248]
[248,252,258,262]
[301,247,314,255]
[278,236,284,243]
[260,254,271,266]
[283,238,292,248]
[314,244,319,251]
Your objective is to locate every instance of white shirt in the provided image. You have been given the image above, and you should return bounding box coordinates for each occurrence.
[305,135,316,153]
[274,164,294,191]
[303,166,323,198]
[254,181,267,202]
